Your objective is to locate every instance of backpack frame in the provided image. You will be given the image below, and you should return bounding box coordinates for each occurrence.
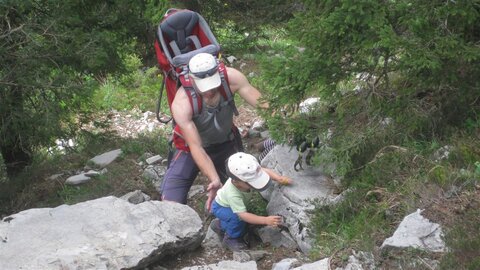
[154,8,239,152]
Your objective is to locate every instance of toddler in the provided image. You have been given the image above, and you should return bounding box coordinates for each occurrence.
[210,152,292,251]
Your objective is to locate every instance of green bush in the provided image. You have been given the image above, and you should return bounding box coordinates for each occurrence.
[0,0,151,169]
[260,0,480,182]
[121,129,170,156]
[94,54,162,112]
[214,20,257,54]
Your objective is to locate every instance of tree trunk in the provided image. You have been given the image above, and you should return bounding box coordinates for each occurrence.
[0,87,32,173]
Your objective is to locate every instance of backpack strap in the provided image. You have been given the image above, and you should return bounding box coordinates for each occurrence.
[169,41,182,56]
[177,61,238,118]
[217,62,239,116]
[179,71,202,117]
[187,35,202,50]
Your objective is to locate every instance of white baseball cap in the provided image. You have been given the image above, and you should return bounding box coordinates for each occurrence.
[227,152,271,190]
[188,53,221,92]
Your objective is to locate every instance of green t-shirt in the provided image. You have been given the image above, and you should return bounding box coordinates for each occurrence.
[215,178,252,213]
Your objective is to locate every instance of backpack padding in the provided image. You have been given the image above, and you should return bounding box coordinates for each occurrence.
[196,12,219,47]
[168,35,203,56]
[157,10,220,66]
[153,39,171,73]
[171,44,219,67]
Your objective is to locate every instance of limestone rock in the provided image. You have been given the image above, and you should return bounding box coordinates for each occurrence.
[181,260,257,270]
[261,145,343,253]
[188,185,205,199]
[257,226,298,249]
[0,196,203,269]
[65,173,91,185]
[120,190,151,204]
[381,209,445,252]
[146,155,163,165]
[202,225,223,249]
[272,258,300,270]
[89,149,122,168]
[292,258,330,270]
[143,164,167,192]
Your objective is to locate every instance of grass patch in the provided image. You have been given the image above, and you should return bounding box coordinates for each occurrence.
[308,125,480,265]
[380,248,442,270]
[309,190,392,259]
[94,54,162,112]
[247,191,268,217]
[440,199,480,270]
[1,124,168,216]
[121,129,170,157]
[57,175,113,205]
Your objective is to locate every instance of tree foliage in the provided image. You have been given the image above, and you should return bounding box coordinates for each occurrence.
[173,0,298,27]
[167,0,300,53]
[261,0,480,173]
[0,0,155,171]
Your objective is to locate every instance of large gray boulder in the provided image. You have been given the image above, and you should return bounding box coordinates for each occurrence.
[261,145,343,253]
[0,196,203,269]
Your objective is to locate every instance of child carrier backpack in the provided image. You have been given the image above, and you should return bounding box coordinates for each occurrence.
[154,8,240,152]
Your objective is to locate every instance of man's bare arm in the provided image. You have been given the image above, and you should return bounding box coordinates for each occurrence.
[226,67,267,109]
[171,88,222,209]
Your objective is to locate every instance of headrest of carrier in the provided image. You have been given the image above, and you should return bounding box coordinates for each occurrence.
[160,10,199,54]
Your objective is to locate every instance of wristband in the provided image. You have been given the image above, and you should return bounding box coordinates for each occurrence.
[279,178,290,185]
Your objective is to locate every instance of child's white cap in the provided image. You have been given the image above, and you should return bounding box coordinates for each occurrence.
[227,152,270,190]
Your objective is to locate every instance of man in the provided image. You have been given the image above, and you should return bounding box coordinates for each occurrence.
[161,53,264,211]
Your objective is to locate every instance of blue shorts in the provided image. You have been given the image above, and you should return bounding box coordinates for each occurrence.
[212,200,246,238]
[160,140,237,204]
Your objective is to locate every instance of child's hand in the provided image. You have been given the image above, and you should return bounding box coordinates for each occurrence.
[266,215,283,227]
[278,176,292,185]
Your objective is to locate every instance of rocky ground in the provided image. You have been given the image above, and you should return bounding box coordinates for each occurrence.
[158,106,307,269]
[136,105,479,270]
[6,102,478,269]
[101,105,307,269]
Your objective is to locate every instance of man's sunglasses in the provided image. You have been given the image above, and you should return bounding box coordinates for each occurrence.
[190,64,218,79]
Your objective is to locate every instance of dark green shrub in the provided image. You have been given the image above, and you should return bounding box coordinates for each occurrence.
[0,154,7,183]
[260,0,480,181]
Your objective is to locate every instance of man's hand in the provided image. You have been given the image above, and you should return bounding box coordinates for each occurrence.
[206,180,222,212]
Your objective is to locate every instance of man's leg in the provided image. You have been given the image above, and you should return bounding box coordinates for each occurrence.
[232,125,244,152]
[208,140,237,184]
[160,149,199,204]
